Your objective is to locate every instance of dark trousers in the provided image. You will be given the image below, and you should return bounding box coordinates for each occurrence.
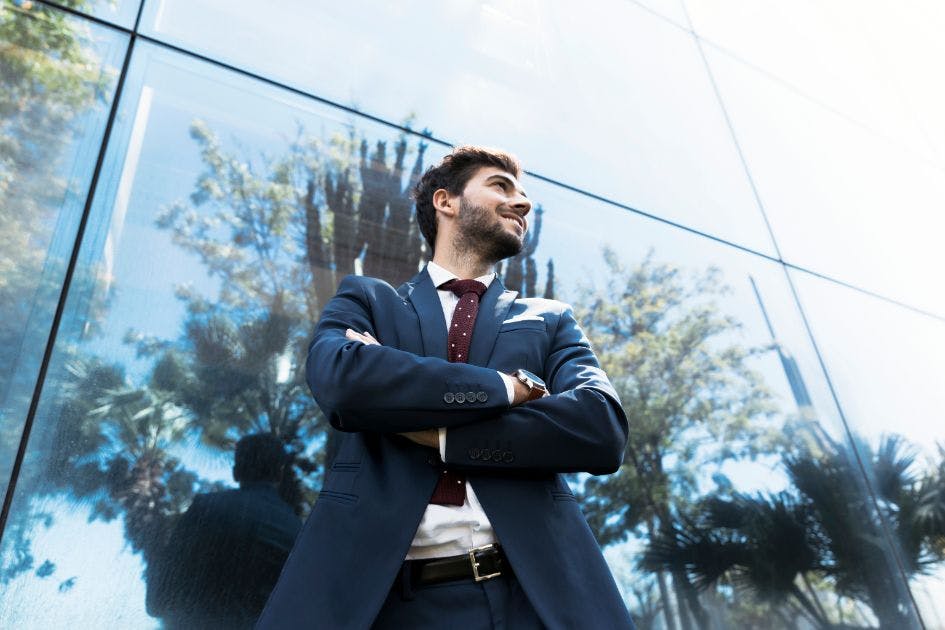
[372,566,545,629]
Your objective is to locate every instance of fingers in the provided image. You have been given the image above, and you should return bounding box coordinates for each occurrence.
[345,328,380,345]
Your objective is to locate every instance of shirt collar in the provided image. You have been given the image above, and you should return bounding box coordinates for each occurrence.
[427,261,495,289]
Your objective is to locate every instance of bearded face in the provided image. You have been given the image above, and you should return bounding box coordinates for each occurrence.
[452,196,525,264]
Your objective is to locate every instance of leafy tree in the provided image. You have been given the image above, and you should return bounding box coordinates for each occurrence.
[2,113,555,589]
[0,0,114,487]
[574,248,779,630]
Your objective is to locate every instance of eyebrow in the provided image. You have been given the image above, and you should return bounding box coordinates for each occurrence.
[486,174,528,198]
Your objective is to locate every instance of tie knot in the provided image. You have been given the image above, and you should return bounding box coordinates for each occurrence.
[440,278,487,300]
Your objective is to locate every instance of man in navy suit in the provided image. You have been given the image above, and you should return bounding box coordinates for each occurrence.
[148,433,302,628]
[258,146,633,628]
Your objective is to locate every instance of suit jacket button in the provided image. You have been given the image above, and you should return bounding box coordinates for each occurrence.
[465,391,475,404]
[468,448,480,460]
[444,392,455,404]
[476,391,488,402]
[455,392,466,403]
[503,451,514,463]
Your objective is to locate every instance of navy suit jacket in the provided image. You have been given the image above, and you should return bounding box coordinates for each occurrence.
[257,268,633,629]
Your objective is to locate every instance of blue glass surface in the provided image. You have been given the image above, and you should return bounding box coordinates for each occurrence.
[138,0,778,256]
[0,0,128,502]
[791,269,945,627]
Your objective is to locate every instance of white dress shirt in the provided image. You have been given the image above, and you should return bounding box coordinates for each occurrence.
[405,261,516,560]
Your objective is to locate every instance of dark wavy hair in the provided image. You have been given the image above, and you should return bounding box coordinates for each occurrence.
[412,145,521,254]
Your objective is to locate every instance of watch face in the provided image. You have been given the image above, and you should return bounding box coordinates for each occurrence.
[517,369,545,387]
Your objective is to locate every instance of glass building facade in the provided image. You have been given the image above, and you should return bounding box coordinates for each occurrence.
[1,0,943,627]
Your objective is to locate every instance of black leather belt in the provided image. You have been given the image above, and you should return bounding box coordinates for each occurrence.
[404,544,509,586]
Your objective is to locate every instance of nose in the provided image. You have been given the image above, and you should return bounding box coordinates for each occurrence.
[511,192,531,216]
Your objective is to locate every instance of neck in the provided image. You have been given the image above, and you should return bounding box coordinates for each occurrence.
[431,249,494,280]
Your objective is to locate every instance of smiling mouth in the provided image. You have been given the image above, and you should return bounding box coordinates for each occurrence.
[500,214,525,232]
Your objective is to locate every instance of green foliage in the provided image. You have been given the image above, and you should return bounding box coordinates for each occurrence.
[643,425,945,628]
[0,0,114,467]
[576,247,779,546]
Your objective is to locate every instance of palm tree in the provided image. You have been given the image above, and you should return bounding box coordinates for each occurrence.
[643,424,939,628]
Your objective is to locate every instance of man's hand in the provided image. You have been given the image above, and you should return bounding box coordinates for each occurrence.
[510,374,551,406]
[346,329,380,345]
[346,329,440,449]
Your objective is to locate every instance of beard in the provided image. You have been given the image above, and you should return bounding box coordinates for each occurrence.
[452,197,524,264]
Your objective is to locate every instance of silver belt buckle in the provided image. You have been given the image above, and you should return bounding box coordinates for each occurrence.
[468,544,502,582]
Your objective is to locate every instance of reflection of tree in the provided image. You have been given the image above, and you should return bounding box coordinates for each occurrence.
[2,115,553,595]
[0,0,111,473]
[644,425,945,628]
[575,248,779,630]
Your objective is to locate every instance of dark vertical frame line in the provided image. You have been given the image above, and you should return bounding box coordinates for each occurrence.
[0,15,138,546]
[679,1,926,625]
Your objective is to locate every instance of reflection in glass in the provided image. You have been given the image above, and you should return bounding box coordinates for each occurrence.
[792,270,945,627]
[0,0,127,498]
[704,44,945,318]
[520,178,923,627]
[0,9,935,626]
[146,434,301,629]
[44,0,142,28]
[138,0,776,254]
[0,40,456,626]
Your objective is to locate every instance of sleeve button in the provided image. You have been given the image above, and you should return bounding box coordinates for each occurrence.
[455,392,466,403]
[444,392,455,404]
[465,391,476,404]
[503,451,514,463]
[468,448,481,460]
[476,391,488,402]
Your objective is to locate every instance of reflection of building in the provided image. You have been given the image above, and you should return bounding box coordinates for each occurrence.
[1,1,943,627]
[750,276,814,416]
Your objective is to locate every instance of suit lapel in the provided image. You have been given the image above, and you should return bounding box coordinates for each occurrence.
[403,268,448,360]
[467,278,518,367]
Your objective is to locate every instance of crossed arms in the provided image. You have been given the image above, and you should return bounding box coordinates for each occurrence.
[307,276,628,474]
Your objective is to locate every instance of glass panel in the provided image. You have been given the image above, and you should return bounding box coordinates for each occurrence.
[686,0,939,165]
[523,178,921,628]
[703,44,945,318]
[0,31,923,628]
[0,40,448,626]
[791,269,945,627]
[44,0,141,29]
[0,1,127,498]
[138,0,777,255]
[630,0,689,27]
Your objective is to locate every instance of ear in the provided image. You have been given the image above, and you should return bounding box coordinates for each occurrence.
[232,465,240,482]
[432,188,458,218]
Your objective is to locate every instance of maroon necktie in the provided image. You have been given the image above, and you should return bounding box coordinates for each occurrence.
[429,278,487,506]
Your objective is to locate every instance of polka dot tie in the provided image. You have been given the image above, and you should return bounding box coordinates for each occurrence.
[428,278,487,506]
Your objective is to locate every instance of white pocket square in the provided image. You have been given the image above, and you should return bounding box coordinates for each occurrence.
[502,315,544,324]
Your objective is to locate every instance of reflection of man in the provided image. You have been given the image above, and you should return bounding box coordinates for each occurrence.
[147,433,301,629]
[259,146,633,628]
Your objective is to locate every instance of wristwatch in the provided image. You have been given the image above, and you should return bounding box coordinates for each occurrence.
[512,369,547,402]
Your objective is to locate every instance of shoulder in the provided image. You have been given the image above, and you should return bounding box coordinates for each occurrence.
[338,274,396,293]
[336,274,404,304]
